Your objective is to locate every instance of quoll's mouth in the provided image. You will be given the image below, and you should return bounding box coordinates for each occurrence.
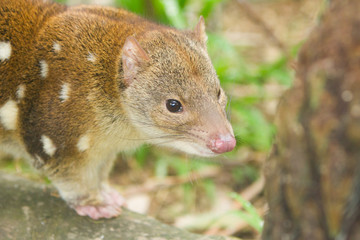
[207,133,236,154]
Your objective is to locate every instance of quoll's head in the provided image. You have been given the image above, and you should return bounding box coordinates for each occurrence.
[121,17,236,157]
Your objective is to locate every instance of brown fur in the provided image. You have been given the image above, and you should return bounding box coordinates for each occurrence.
[0,0,234,217]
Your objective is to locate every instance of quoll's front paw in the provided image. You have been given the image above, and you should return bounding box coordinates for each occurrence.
[74,188,126,220]
[75,204,122,220]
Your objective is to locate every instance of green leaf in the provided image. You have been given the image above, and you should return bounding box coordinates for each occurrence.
[230,192,263,232]
[202,179,216,202]
[115,0,146,15]
[155,157,169,177]
[134,145,151,167]
[233,106,275,150]
[156,0,187,28]
[199,0,225,18]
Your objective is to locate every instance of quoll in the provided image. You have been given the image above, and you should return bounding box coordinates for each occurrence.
[0,0,236,219]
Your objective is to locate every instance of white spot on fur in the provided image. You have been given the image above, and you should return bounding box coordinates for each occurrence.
[0,41,12,61]
[87,52,96,63]
[41,135,57,156]
[77,134,90,152]
[60,83,70,102]
[0,100,18,130]
[16,84,26,101]
[53,42,61,53]
[39,60,48,78]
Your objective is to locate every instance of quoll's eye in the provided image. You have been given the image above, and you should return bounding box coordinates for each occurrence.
[166,99,183,113]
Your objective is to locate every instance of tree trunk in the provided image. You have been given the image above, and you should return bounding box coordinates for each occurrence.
[262,0,360,239]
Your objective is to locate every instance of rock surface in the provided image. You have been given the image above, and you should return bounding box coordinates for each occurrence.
[0,172,234,240]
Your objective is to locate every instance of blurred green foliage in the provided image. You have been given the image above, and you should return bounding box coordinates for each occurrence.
[230,192,264,232]
[115,0,224,27]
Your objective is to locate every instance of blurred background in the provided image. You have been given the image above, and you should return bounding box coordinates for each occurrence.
[0,0,325,239]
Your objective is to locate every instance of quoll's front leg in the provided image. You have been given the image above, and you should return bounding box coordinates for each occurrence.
[48,157,126,220]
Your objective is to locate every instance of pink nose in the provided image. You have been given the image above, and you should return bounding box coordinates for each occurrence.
[208,134,236,154]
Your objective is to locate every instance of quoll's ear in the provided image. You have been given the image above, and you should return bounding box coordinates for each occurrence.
[194,16,208,45]
[122,36,150,85]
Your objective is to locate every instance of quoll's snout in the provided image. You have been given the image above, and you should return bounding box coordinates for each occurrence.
[208,133,236,154]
